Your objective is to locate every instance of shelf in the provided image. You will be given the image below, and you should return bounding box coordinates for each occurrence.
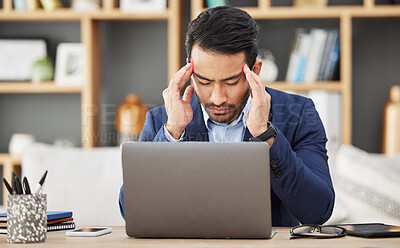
[90,10,170,20]
[0,8,171,21]
[351,6,400,18]
[267,82,343,92]
[0,9,83,21]
[194,6,400,19]
[0,153,22,165]
[0,82,83,94]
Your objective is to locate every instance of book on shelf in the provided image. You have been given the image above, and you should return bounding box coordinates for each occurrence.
[286,28,306,82]
[318,29,339,81]
[286,28,340,84]
[295,32,312,83]
[323,37,340,81]
[303,29,328,84]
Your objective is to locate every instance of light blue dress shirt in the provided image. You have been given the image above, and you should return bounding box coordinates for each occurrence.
[164,96,252,142]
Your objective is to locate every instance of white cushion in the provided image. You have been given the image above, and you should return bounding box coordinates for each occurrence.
[327,145,400,225]
[22,143,124,226]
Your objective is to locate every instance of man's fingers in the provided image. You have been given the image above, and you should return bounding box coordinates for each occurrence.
[170,63,192,92]
[182,85,195,103]
[251,69,266,90]
[176,65,193,90]
[245,68,260,95]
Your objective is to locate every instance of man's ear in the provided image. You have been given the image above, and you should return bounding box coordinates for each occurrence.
[252,59,262,76]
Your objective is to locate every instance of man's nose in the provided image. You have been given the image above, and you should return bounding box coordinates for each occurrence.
[210,84,227,106]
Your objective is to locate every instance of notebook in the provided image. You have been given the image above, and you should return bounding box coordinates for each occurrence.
[0,211,75,234]
[0,211,72,222]
[0,222,75,234]
[122,142,272,239]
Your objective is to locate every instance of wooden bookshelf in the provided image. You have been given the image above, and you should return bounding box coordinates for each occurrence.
[0,0,183,148]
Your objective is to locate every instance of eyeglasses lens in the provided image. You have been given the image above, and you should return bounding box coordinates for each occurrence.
[293,226,344,237]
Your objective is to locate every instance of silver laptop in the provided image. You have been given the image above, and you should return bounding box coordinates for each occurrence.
[122,142,272,239]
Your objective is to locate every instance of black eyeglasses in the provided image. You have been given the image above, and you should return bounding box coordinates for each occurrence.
[290,224,347,239]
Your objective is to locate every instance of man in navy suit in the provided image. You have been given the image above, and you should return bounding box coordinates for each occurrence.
[119,6,335,226]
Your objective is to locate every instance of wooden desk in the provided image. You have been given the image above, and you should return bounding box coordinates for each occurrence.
[1,227,399,247]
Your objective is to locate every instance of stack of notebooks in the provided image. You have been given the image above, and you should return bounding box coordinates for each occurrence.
[0,211,75,234]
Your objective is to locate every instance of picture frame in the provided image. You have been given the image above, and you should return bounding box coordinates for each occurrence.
[120,0,167,12]
[55,43,85,85]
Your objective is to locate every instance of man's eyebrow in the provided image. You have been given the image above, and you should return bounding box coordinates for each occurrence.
[194,71,242,82]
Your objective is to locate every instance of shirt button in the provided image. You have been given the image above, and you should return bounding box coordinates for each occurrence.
[276,171,283,178]
[270,160,276,166]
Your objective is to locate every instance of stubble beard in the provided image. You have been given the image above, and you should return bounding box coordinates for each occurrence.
[204,87,251,124]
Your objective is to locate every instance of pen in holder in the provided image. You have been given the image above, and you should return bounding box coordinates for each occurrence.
[7,194,47,243]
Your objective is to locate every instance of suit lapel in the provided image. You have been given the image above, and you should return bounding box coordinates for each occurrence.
[243,128,252,142]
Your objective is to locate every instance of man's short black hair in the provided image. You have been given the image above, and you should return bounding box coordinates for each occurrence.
[185,6,260,69]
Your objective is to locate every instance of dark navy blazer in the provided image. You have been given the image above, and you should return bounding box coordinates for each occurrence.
[119,87,335,226]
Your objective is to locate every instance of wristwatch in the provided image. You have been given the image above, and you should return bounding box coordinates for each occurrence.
[249,121,278,142]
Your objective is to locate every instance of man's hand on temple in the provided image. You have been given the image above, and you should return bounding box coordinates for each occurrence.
[163,62,194,140]
[243,64,274,145]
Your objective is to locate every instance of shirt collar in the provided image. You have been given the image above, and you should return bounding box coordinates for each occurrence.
[200,95,252,131]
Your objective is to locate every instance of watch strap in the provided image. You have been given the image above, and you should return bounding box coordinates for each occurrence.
[249,121,277,142]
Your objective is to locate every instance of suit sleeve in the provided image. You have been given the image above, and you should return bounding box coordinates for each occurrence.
[138,110,170,142]
[120,109,171,219]
[269,98,335,225]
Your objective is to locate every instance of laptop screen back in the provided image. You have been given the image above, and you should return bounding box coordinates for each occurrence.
[122,142,271,238]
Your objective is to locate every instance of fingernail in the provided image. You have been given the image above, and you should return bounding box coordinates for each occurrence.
[191,61,195,72]
[241,63,247,73]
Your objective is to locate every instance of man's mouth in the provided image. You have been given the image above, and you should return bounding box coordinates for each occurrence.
[209,107,230,115]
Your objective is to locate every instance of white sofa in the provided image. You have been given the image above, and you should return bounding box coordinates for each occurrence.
[22,143,124,226]
[327,145,400,225]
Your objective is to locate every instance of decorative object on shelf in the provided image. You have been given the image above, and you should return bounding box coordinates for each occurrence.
[27,0,42,11]
[382,85,400,155]
[0,39,47,81]
[13,0,28,11]
[31,57,54,83]
[72,0,100,11]
[39,0,61,11]
[258,49,278,83]
[294,0,328,8]
[120,0,167,12]
[55,43,85,85]
[206,0,228,8]
[9,133,36,156]
[116,94,148,144]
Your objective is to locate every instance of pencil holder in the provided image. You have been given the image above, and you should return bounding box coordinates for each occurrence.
[7,194,47,243]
